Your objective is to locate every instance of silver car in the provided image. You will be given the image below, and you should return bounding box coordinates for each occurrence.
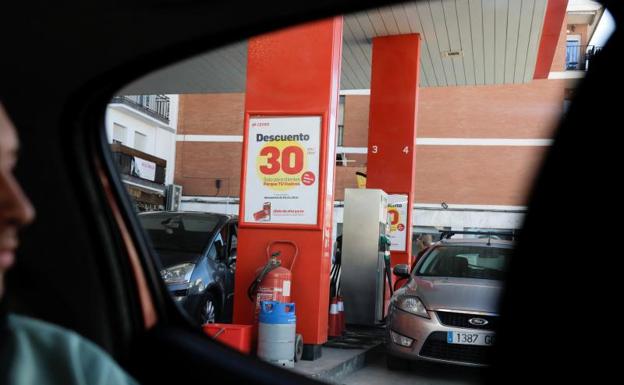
[386,237,512,368]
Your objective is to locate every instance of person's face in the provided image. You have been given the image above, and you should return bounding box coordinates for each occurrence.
[0,104,35,299]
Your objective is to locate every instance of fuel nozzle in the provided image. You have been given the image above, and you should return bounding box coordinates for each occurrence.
[379,235,391,248]
[379,234,392,260]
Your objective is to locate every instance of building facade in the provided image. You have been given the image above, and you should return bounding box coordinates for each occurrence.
[106,94,180,211]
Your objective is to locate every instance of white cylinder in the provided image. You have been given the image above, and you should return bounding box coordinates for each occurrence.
[258,323,296,367]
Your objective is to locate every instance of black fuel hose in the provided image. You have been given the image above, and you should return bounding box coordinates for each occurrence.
[335,265,341,297]
[384,256,394,297]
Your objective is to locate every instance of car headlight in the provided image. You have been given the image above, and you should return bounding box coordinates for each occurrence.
[396,296,429,318]
[160,263,195,285]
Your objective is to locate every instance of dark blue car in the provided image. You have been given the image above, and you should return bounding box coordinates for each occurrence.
[138,211,237,325]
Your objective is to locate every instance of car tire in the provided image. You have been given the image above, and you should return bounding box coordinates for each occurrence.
[386,355,410,371]
[199,292,221,325]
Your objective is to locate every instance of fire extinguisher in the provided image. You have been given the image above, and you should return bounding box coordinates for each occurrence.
[247,240,298,324]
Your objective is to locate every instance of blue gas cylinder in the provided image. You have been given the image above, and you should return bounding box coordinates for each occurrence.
[258,301,296,367]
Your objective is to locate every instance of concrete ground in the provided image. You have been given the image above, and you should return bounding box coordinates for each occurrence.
[291,328,385,382]
[340,348,486,385]
[292,346,370,381]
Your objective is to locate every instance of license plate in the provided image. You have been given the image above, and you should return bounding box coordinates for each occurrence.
[447,331,495,346]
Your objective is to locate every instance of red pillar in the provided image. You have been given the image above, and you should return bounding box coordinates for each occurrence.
[366,34,420,271]
[234,17,343,351]
[534,0,569,79]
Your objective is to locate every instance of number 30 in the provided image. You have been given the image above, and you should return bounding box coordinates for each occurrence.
[259,146,304,175]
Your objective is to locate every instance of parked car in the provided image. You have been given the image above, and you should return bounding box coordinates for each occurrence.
[386,237,513,368]
[138,211,238,325]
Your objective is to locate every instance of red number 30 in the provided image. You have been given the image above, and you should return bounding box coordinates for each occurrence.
[259,146,304,175]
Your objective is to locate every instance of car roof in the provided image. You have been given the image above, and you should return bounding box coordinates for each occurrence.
[437,237,514,248]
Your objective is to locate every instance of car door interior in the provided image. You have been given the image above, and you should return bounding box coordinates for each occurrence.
[1,0,621,384]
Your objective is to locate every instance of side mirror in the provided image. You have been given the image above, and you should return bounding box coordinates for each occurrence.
[393,264,410,278]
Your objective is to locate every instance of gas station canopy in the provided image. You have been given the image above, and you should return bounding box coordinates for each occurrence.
[122,0,550,94]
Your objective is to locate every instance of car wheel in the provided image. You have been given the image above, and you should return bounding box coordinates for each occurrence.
[199,292,220,325]
[386,355,410,371]
[294,334,304,362]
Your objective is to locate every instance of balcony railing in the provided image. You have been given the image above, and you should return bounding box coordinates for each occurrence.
[565,45,602,71]
[111,94,170,124]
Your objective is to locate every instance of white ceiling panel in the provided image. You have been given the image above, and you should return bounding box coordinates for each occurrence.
[506,0,523,84]
[429,1,458,85]
[379,7,402,35]
[494,0,509,84]
[122,0,549,94]
[366,9,386,36]
[524,0,548,83]
[457,0,476,86]
[442,0,467,86]
[514,0,536,83]
[405,2,447,86]
[469,0,486,85]
[482,0,497,84]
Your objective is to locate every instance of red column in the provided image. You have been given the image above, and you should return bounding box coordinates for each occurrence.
[534,0,569,79]
[366,34,420,270]
[234,17,343,350]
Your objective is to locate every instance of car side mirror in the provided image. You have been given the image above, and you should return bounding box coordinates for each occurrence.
[393,264,410,278]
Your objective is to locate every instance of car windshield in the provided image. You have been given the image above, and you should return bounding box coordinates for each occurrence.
[417,245,511,280]
[139,213,221,254]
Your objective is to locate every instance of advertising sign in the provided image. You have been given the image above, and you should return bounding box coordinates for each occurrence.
[131,156,156,182]
[243,116,321,225]
[388,194,408,251]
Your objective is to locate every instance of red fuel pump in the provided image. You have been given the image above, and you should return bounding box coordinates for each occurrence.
[247,240,298,324]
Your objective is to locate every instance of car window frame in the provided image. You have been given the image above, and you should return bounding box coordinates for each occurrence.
[24,0,608,380]
[415,244,513,279]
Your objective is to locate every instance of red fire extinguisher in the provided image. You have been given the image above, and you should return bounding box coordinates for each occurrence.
[247,240,298,324]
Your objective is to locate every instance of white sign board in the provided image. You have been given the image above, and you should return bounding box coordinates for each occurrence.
[132,156,156,182]
[388,194,408,251]
[243,116,321,225]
